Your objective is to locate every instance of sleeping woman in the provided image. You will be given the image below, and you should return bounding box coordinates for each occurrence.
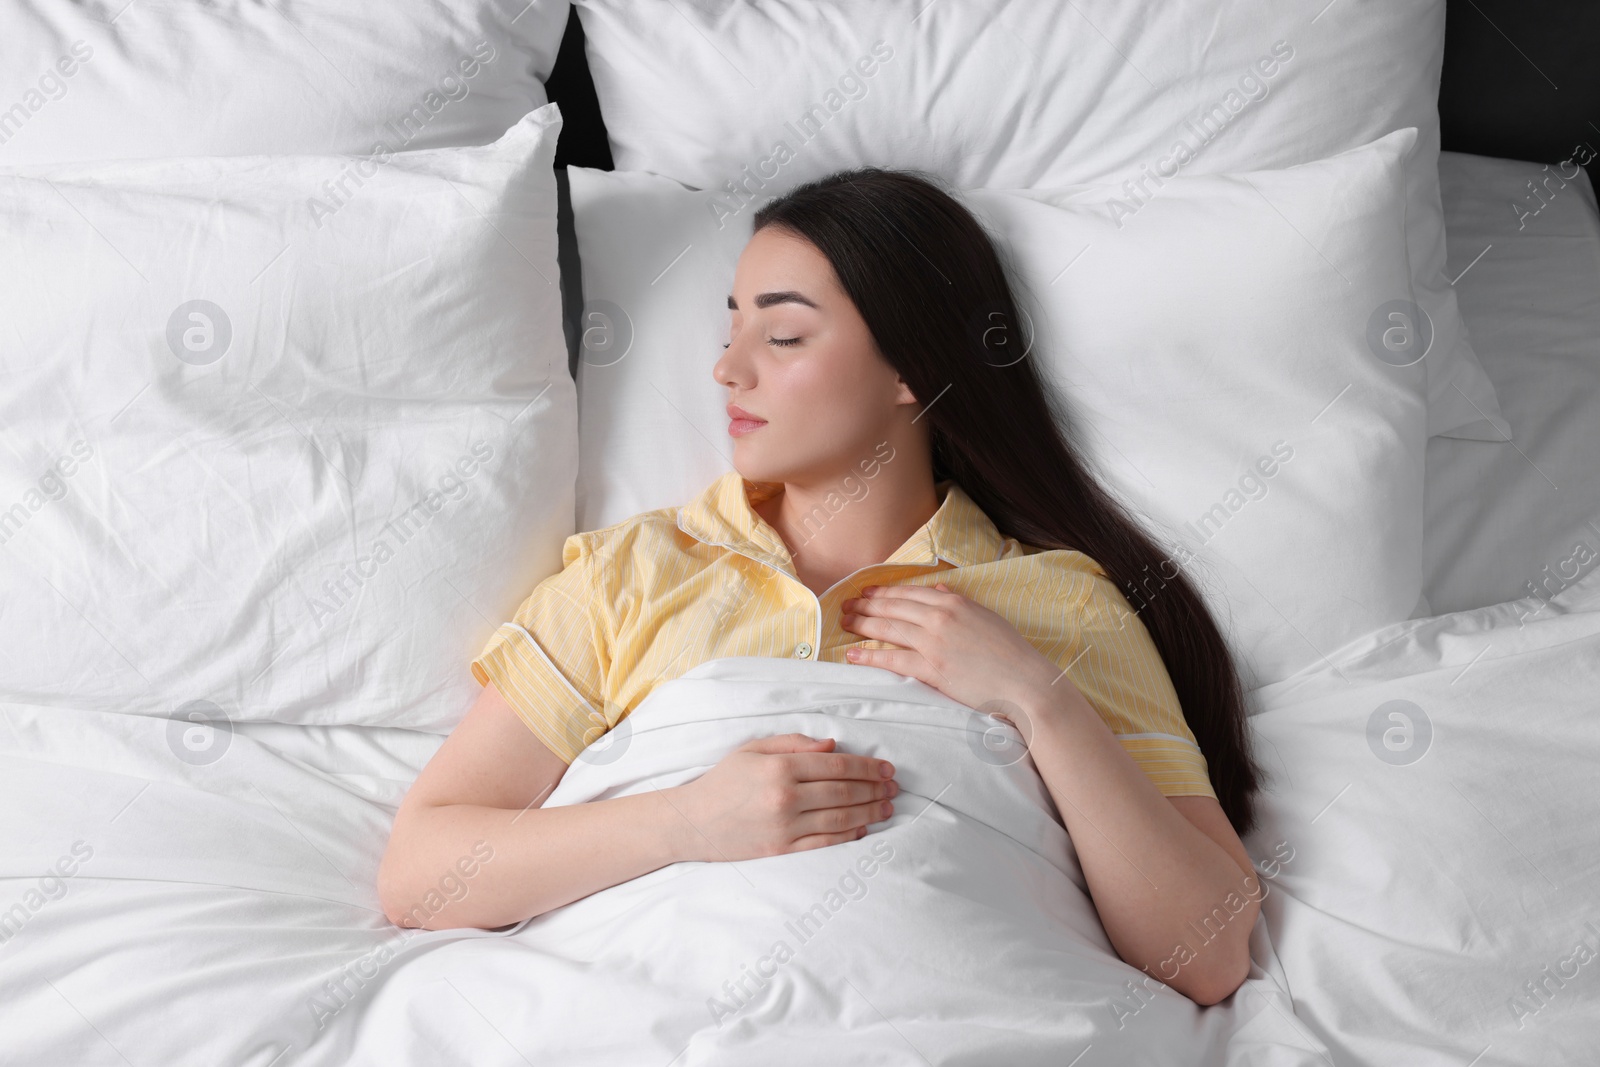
[377,167,1265,1007]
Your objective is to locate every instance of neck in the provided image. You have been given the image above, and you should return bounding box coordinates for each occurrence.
[754,470,942,595]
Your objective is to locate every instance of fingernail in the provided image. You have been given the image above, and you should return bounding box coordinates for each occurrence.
[879,762,893,777]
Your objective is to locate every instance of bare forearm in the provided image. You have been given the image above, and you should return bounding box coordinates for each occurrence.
[379,787,692,931]
[1017,688,1259,1004]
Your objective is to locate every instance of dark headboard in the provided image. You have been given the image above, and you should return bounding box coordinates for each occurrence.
[1438,0,1600,190]
[547,9,612,172]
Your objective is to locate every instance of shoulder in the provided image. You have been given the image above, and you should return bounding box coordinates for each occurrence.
[565,503,676,555]
[1015,546,1153,637]
[1015,545,1114,601]
[1019,544,1108,578]
[560,502,713,594]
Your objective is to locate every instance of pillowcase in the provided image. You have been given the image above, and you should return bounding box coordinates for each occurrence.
[568,128,1429,688]
[571,0,1508,444]
[0,105,577,732]
[0,0,568,163]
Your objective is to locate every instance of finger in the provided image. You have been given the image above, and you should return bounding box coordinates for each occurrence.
[859,583,956,606]
[742,734,834,754]
[786,750,895,783]
[844,607,932,661]
[792,776,899,813]
[793,796,894,838]
[842,611,929,648]
[787,826,869,852]
[843,644,931,683]
[844,593,945,629]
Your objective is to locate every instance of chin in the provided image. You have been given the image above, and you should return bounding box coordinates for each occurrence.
[731,449,794,486]
[731,457,777,483]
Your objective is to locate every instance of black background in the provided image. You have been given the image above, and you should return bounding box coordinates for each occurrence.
[1439,0,1600,189]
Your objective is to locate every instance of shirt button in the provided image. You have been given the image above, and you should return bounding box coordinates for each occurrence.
[794,642,813,659]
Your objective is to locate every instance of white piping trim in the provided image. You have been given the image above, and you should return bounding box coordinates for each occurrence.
[499,621,601,718]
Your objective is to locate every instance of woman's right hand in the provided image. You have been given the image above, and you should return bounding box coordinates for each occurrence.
[670,734,898,863]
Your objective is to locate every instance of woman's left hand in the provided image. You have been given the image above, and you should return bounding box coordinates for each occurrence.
[840,582,1076,725]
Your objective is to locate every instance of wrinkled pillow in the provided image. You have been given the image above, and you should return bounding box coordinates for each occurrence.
[0,105,577,731]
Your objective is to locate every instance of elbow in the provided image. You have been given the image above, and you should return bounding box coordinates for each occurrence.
[1160,907,1258,1006]
[376,823,434,931]
[1135,939,1252,1008]
[1187,955,1250,1006]
[378,893,416,931]
[376,854,421,930]
[1182,935,1254,1006]
[379,872,439,931]
[1180,880,1261,1006]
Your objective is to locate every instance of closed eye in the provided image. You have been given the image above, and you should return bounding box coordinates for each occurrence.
[723,337,800,350]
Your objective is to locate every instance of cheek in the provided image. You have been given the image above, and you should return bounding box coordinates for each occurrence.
[756,335,894,447]
[795,338,877,399]
[774,356,836,406]
[781,384,886,457]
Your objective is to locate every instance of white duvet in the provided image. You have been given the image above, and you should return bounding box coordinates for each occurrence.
[4,572,1598,1064]
[311,657,1326,1066]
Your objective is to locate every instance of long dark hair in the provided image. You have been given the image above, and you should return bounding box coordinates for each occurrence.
[753,168,1262,835]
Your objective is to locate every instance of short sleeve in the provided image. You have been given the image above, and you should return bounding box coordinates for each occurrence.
[1060,570,1217,801]
[470,532,614,765]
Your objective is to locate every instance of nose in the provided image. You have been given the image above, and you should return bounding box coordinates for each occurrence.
[713,330,748,389]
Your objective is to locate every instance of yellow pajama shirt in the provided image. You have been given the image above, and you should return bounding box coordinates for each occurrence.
[471,469,1216,800]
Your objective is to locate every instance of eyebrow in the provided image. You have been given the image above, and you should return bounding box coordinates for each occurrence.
[726,290,820,311]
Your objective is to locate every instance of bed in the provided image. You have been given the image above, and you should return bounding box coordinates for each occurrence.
[2,3,1596,1064]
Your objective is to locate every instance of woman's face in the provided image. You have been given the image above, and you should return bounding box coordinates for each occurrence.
[714,225,919,486]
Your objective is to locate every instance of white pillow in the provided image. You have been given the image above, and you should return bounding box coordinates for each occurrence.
[0,105,577,732]
[569,129,1428,688]
[0,0,568,163]
[572,0,1507,444]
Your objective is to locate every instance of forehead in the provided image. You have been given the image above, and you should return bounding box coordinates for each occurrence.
[729,227,840,308]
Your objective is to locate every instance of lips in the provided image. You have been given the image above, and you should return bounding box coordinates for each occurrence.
[727,403,767,438]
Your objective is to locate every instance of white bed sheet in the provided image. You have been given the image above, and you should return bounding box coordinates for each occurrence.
[1422,151,1600,615]
[4,571,1598,1062]
[1244,561,1600,1064]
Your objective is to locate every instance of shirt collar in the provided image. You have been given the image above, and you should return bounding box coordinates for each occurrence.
[676,469,1009,575]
